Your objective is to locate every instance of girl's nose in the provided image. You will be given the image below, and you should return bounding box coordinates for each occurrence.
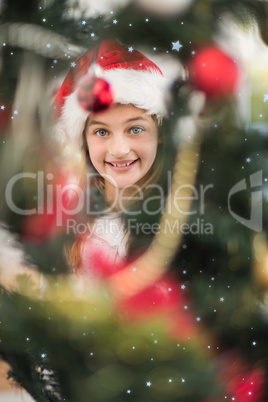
[109,134,130,158]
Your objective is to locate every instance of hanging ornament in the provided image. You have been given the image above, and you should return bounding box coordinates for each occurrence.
[22,168,81,242]
[136,0,193,16]
[77,66,114,113]
[189,46,239,98]
[220,353,265,402]
[230,368,265,402]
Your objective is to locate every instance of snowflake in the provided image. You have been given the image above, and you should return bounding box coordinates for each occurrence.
[1,106,5,110]
[128,47,133,52]
[264,94,268,102]
[13,110,18,115]
[172,41,183,52]
[181,378,185,383]
[181,284,186,290]
[71,62,76,67]
[113,19,117,24]
[46,43,51,48]
[146,381,152,387]
[220,297,224,302]
[246,158,251,163]
[82,20,86,25]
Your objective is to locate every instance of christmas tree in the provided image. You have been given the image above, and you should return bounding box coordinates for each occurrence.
[1,0,268,401]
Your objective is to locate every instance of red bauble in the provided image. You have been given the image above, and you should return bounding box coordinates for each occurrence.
[189,46,239,98]
[22,169,81,242]
[229,368,265,402]
[77,75,114,113]
[118,275,184,319]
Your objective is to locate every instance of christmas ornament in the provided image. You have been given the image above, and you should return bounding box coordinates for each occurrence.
[219,353,265,402]
[230,368,265,402]
[118,275,184,319]
[77,74,114,113]
[22,168,81,242]
[136,0,193,16]
[189,46,239,98]
[22,210,57,242]
[117,274,197,340]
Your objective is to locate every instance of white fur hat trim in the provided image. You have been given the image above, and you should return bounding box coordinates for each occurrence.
[55,67,168,150]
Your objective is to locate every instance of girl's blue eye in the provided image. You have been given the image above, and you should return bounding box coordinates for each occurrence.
[130,126,143,135]
[95,129,108,137]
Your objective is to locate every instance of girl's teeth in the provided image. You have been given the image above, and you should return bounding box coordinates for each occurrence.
[111,161,133,167]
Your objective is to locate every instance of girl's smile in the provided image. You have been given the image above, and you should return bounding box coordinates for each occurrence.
[85,104,159,200]
[105,158,139,170]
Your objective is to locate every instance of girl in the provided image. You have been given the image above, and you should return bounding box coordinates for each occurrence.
[53,38,169,279]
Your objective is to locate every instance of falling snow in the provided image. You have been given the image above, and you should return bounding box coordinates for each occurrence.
[172,41,183,51]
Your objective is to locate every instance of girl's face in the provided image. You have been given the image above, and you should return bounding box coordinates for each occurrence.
[85,104,159,198]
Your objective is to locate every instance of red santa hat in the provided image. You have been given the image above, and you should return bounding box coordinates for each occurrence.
[53,38,168,150]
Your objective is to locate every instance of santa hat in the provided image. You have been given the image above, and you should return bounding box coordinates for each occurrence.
[53,38,168,150]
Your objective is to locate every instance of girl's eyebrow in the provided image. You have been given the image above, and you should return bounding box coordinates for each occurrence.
[126,116,149,123]
[87,120,109,127]
[87,116,149,127]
